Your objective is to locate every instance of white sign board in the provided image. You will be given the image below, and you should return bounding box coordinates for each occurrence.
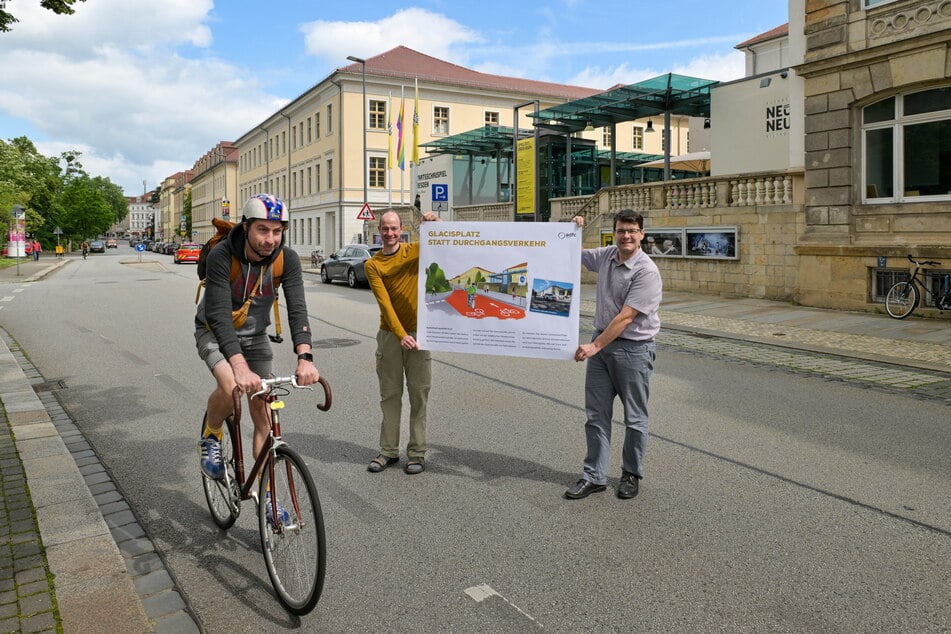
[417,221,581,360]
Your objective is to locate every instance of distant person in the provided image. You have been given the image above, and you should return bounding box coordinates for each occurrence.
[566,209,662,501]
[31,239,41,261]
[413,194,421,215]
[81,240,89,260]
[364,209,440,475]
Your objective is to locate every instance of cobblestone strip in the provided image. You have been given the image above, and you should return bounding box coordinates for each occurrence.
[660,310,951,370]
[3,335,200,634]
[658,330,951,403]
[0,409,60,634]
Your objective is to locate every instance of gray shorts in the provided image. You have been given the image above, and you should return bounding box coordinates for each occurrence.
[195,328,273,377]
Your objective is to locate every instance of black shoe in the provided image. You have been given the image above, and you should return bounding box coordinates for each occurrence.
[564,479,606,500]
[617,472,639,499]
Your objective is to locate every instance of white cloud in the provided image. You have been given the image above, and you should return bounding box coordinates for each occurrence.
[300,8,483,65]
[0,0,282,193]
[570,51,747,90]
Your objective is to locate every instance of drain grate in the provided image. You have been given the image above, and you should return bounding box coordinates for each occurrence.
[33,379,67,392]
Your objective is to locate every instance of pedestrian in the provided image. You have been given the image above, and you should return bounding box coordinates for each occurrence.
[565,209,662,500]
[364,209,440,475]
[194,194,320,526]
[32,239,41,261]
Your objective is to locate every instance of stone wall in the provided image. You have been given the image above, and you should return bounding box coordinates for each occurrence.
[794,0,951,313]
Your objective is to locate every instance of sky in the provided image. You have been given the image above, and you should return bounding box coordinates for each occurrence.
[0,0,789,196]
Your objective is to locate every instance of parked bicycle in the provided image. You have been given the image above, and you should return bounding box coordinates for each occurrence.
[884,255,951,319]
[200,374,332,615]
[310,249,325,268]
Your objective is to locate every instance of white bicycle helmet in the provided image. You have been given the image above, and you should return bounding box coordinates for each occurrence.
[241,193,289,223]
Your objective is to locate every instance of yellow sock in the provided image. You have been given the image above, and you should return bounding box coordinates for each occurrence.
[203,424,223,441]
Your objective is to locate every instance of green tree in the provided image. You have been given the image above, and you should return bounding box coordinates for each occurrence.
[1,0,86,33]
[89,175,128,224]
[183,188,192,239]
[424,262,451,293]
[58,175,112,241]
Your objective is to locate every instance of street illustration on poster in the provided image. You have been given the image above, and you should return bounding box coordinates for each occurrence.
[417,222,581,360]
[685,227,738,259]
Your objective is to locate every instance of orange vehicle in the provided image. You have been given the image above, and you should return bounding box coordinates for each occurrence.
[175,242,202,264]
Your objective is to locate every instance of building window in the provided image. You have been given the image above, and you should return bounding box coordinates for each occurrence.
[369,156,386,188]
[863,86,951,202]
[864,0,898,7]
[369,100,386,129]
[307,117,312,143]
[327,158,333,189]
[602,127,613,147]
[307,167,312,194]
[316,217,321,244]
[632,127,644,150]
[433,106,449,135]
[314,112,320,138]
[872,267,951,306]
[315,164,321,192]
[484,111,499,127]
[327,104,333,133]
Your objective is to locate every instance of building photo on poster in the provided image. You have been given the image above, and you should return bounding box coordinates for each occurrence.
[417,222,581,360]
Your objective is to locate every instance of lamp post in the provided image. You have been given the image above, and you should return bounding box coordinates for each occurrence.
[347,55,368,243]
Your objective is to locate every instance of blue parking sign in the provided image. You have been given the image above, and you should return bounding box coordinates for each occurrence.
[432,184,448,202]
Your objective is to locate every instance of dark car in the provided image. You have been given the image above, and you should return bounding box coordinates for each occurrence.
[89,240,106,253]
[320,244,382,288]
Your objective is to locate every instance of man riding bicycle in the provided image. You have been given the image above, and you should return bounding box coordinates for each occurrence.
[81,240,89,259]
[195,193,320,525]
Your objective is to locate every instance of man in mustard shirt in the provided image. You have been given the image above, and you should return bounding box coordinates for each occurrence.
[365,210,440,475]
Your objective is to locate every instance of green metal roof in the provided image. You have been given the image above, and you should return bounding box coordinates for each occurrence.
[530,73,718,133]
[420,125,532,156]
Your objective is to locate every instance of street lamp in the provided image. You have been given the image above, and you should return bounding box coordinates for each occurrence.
[347,55,368,243]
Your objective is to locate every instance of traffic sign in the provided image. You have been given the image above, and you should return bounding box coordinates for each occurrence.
[135,243,146,252]
[356,203,375,221]
[432,184,448,202]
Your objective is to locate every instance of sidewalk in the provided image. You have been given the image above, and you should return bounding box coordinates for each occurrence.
[0,255,949,632]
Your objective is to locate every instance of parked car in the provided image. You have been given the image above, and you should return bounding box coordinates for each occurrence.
[163,242,178,255]
[89,240,106,253]
[320,244,381,288]
[175,242,202,264]
[105,239,118,248]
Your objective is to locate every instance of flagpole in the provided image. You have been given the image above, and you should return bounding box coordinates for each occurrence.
[387,91,393,208]
[412,77,419,217]
[400,84,405,206]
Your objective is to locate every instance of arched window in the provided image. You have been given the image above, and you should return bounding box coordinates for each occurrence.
[862,86,951,202]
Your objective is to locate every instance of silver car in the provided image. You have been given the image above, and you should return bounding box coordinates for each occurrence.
[320,244,382,288]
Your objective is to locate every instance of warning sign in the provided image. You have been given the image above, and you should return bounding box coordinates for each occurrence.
[356,203,375,221]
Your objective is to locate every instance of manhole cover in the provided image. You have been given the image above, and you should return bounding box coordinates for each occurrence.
[312,338,361,349]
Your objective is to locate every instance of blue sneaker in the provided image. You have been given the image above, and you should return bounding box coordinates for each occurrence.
[265,492,291,527]
[198,436,224,480]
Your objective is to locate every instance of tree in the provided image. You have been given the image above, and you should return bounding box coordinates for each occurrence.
[89,175,128,224]
[183,188,193,239]
[58,175,113,241]
[1,0,86,33]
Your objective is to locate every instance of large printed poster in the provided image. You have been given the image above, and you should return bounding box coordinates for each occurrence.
[417,222,581,360]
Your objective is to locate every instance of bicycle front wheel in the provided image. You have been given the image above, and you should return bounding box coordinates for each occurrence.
[885,281,919,319]
[259,446,326,615]
[200,415,240,529]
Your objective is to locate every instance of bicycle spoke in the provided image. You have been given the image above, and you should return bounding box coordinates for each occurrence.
[258,446,325,615]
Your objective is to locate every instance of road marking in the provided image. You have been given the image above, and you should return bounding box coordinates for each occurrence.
[12,288,23,293]
[1,296,14,302]
[464,583,542,628]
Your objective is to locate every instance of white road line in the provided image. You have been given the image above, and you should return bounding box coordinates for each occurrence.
[464,583,542,627]
[12,288,23,293]
[1,296,14,302]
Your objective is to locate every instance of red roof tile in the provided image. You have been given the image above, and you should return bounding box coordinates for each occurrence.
[339,46,599,101]
[735,23,789,50]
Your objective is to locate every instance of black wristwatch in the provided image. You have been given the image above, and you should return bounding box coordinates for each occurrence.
[297,352,314,362]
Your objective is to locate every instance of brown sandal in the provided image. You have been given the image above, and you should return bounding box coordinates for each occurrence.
[368,454,399,473]
[404,457,425,475]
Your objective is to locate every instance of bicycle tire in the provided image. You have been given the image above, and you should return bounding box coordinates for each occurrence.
[200,415,240,529]
[258,445,326,615]
[885,281,919,319]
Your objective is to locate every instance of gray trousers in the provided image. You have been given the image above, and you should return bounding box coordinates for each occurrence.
[582,337,655,484]
[375,329,432,459]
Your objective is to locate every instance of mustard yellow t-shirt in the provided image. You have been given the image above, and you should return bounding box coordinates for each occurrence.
[364,242,420,340]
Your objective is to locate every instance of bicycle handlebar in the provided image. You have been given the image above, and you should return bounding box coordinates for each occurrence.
[906,254,941,267]
[250,375,332,411]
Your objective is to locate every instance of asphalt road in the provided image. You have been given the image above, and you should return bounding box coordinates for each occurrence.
[3,247,949,632]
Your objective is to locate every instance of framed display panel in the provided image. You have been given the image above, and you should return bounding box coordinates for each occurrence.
[643,228,684,257]
[685,227,738,260]
[600,230,614,247]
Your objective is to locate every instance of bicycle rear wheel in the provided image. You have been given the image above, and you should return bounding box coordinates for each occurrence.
[885,281,919,319]
[200,415,240,529]
[258,446,326,615]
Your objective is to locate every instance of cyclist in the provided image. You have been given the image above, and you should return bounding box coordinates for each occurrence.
[81,240,89,259]
[195,193,320,526]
